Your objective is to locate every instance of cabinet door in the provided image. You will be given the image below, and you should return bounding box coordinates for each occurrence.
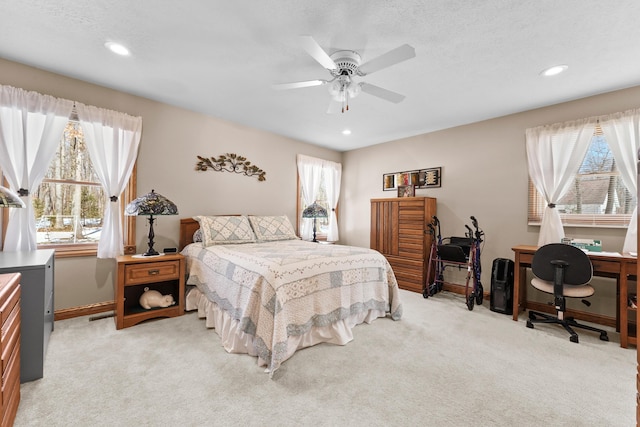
[370,200,399,255]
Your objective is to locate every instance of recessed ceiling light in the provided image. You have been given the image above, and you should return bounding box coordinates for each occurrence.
[540,65,568,77]
[342,129,351,135]
[105,41,131,56]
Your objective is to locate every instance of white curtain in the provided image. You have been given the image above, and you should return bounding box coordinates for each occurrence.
[76,103,142,258]
[0,85,73,251]
[296,154,324,240]
[525,118,596,246]
[324,159,342,242]
[600,108,640,253]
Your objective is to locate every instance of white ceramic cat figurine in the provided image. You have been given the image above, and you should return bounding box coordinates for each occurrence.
[139,287,175,309]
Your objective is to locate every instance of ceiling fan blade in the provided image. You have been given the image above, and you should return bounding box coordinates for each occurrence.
[300,36,338,71]
[358,44,416,75]
[360,83,406,103]
[272,80,327,90]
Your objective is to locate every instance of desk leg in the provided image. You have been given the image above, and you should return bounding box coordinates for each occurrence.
[621,270,628,348]
[512,259,526,321]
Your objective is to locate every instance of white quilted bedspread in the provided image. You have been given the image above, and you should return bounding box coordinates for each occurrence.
[182,240,402,374]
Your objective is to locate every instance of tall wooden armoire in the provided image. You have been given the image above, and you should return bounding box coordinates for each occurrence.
[370,196,437,293]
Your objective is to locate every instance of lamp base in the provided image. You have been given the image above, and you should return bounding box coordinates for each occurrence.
[144,215,159,256]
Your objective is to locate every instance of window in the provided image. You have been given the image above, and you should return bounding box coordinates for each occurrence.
[296,154,342,242]
[528,127,636,227]
[10,121,137,257]
[298,170,330,238]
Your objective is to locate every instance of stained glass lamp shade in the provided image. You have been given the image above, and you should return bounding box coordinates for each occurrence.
[302,202,328,242]
[0,186,25,208]
[125,189,178,256]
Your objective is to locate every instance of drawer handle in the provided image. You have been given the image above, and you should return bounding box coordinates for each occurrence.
[148,269,160,275]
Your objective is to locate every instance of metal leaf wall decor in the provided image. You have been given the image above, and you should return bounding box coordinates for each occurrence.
[196,153,266,181]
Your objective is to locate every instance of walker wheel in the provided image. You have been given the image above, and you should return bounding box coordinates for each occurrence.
[423,288,429,299]
[475,284,484,305]
[466,294,475,311]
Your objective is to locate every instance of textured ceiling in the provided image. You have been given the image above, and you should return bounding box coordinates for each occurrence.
[1,1,640,151]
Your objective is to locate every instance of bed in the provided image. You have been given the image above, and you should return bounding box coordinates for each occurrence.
[179,215,402,376]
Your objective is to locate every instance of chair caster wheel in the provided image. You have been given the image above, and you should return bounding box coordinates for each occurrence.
[570,335,579,343]
[526,320,534,329]
[600,332,609,341]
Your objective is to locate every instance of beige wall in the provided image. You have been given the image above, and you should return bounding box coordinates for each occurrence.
[0,58,341,309]
[340,85,640,316]
[1,56,639,318]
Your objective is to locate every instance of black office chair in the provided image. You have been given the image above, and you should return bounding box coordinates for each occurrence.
[526,243,609,343]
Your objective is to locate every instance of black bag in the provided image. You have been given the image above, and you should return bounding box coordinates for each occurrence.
[490,258,514,314]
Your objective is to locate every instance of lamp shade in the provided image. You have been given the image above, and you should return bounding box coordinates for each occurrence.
[0,186,25,208]
[125,189,178,216]
[302,202,328,219]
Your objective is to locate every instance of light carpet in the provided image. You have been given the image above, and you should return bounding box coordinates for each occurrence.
[15,290,635,426]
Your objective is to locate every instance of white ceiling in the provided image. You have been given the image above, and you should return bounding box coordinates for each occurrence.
[1,1,640,152]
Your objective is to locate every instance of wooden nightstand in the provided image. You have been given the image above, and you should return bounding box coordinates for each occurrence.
[115,253,185,329]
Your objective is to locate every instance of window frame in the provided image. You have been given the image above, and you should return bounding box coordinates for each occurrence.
[1,146,137,259]
[296,173,337,242]
[527,129,635,229]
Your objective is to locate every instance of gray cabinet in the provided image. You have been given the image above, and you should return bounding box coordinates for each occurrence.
[0,249,54,382]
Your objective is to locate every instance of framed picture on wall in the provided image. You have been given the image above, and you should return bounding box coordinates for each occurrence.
[383,173,396,191]
[417,167,442,188]
[398,185,415,198]
[384,167,442,191]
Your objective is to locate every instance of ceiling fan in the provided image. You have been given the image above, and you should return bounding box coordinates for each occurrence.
[274,36,416,113]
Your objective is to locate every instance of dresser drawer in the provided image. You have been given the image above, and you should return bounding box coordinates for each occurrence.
[0,285,19,326]
[124,260,181,285]
[1,304,19,377]
[2,343,20,406]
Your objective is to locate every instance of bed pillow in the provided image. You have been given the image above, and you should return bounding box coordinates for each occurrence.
[193,228,202,243]
[249,215,299,241]
[193,215,257,246]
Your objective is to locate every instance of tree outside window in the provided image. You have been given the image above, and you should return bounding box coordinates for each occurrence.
[33,122,104,247]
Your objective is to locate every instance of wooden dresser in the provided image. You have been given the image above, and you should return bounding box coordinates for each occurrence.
[0,273,21,427]
[0,249,54,383]
[370,197,437,293]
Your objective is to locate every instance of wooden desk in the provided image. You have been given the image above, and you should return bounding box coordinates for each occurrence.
[511,245,637,348]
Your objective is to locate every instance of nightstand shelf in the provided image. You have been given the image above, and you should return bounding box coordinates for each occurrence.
[115,254,185,329]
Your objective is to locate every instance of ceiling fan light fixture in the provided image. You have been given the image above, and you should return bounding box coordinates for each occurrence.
[278,36,415,113]
[347,82,361,98]
[342,129,351,135]
[540,64,568,77]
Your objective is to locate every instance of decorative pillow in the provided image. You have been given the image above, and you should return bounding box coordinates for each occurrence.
[249,215,299,241]
[193,215,256,246]
[193,228,202,243]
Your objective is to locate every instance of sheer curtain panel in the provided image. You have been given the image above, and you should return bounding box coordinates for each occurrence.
[324,160,342,242]
[76,103,142,258]
[297,154,323,240]
[600,108,640,253]
[525,118,596,246]
[0,85,73,251]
